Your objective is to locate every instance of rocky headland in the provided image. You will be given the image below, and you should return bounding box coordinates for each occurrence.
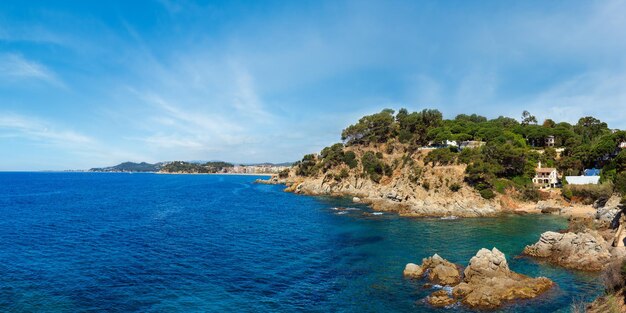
[258,148,518,218]
[258,108,626,310]
[403,248,554,309]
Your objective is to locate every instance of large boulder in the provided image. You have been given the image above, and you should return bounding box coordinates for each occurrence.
[421,254,462,285]
[403,263,423,279]
[595,195,622,227]
[523,231,612,271]
[462,247,510,281]
[453,248,554,309]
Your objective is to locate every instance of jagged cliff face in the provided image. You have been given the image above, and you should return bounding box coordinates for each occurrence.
[280,143,503,217]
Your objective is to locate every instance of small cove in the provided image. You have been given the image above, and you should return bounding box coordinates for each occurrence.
[0,172,603,312]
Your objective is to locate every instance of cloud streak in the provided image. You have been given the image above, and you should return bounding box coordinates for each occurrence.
[0,53,64,86]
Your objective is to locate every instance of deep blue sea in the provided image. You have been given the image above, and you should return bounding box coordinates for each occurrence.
[0,172,603,312]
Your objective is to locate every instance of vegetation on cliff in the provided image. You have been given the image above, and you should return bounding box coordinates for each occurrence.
[292,108,626,201]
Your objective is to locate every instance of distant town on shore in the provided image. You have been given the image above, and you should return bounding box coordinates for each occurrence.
[87,161,292,174]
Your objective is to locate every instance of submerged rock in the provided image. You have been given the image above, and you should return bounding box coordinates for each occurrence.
[523,231,612,271]
[405,248,553,309]
[427,289,455,307]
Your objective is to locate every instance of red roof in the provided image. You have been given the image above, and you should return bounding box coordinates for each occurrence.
[536,168,556,173]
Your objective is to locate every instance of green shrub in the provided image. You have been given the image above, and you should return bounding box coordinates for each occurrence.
[511,176,532,188]
[278,169,290,178]
[343,151,358,168]
[615,172,626,195]
[424,148,457,166]
[562,183,614,204]
[519,186,540,202]
[562,187,573,200]
[338,168,349,180]
[492,179,513,194]
[422,182,430,191]
[361,151,385,182]
[480,189,496,199]
[449,183,461,192]
[296,154,319,176]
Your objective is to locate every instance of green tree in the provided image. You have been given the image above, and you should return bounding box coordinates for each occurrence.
[521,110,538,126]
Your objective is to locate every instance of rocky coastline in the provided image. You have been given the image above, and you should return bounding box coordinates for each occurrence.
[257,168,507,218]
[256,173,605,219]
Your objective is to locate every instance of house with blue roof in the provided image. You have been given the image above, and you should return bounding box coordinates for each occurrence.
[584,168,601,176]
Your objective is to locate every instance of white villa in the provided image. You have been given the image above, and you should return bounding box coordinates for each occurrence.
[545,135,555,147]
[532,161,559,188]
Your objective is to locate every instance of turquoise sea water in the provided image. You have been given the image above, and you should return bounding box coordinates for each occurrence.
[0,172,603,312]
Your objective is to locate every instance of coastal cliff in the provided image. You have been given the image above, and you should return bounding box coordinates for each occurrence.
[272,148,502,217]
[260,108,626,218]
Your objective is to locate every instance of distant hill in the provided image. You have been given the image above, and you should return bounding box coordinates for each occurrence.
[88,160,294,173]
[89,162,162,172]
[159,161,233,174]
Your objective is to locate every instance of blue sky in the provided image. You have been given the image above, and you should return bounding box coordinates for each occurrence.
[1,1,626,170]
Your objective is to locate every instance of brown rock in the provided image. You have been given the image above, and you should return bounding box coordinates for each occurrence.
[428,263,461,285]
[404,254,461,285]
[403,263,423,278]
[427,290,456,307]
[453,248,554,309]
[420,254,461,285]
[523,231,612,271]
[407,248,554,309]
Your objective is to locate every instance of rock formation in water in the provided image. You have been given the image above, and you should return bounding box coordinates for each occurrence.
[404,248,553,309]
[453,248,553,309]
[403,253,461,285]
[523,230,613,271]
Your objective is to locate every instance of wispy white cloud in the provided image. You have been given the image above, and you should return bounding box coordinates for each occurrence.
[229,61,273,121]
[0,113,92,144]
[0,53,64,87]
[0,112,149,168]
[520,70,626,128]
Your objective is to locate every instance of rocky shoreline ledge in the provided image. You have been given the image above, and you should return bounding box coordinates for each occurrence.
[258,174,506,218]
[256,174,606,219]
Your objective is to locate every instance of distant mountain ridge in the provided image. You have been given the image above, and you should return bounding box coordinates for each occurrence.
[89,162,163,172]
[89,161,294,173]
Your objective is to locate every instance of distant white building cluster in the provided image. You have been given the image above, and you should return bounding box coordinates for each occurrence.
[231,165,290,174]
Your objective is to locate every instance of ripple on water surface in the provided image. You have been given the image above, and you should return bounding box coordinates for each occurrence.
[0,172,603,312]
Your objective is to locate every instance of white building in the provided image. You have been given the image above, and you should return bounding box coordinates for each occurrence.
[565,176,600,185]
[545,135,555,147]
[532,161,558,188]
